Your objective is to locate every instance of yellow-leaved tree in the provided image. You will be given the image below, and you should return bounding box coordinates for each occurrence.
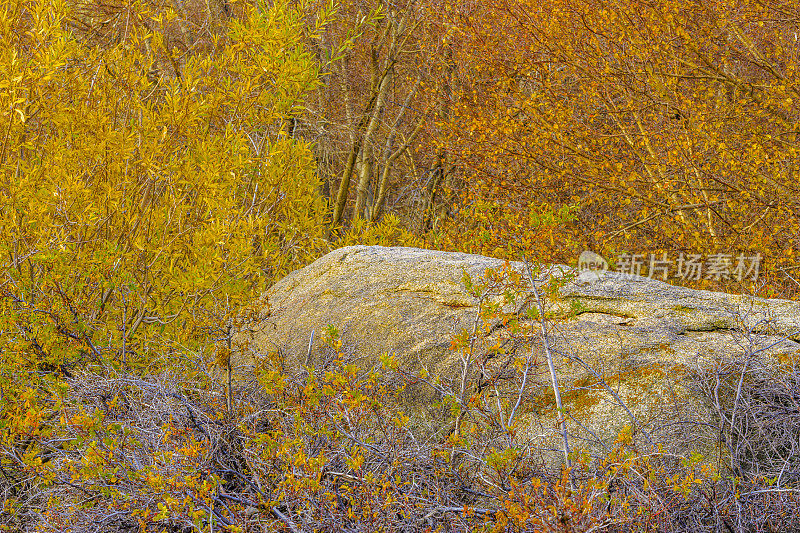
[0,0,341,370]
[0,0,366,518]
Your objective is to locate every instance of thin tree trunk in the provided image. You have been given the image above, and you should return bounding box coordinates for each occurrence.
[421,150,445,231]
[354,66,393,219]
[523,258,574,490]
[332,141,361,228]
[353,11,410,222]
[331,76,388,228]
[371,118,424,221]
[370,73,423,221]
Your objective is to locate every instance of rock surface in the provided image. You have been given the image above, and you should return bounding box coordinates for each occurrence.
[241,245,800,458]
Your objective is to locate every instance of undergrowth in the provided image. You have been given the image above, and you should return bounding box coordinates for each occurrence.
[3,265,800,532]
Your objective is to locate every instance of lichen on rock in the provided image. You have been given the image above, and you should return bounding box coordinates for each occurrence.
[238,245,800,461]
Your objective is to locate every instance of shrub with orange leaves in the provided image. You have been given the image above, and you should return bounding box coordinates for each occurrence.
[432,0,800,297]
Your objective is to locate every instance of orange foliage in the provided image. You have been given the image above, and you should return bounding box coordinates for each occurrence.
[433,0,800,295]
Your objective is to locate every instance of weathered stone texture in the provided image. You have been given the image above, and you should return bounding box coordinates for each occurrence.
[240,245,800,457]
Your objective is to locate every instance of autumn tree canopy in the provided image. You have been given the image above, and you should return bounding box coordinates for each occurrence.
[0,0,352,374]
[432,0,799,294]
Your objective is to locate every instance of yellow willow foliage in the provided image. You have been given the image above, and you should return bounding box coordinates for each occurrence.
[436,0,800,294]
[0,0,336,372]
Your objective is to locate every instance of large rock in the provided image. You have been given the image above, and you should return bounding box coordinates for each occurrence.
[241,245,800,460]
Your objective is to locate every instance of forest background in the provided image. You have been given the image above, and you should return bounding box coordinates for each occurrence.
[1,0,799,530]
